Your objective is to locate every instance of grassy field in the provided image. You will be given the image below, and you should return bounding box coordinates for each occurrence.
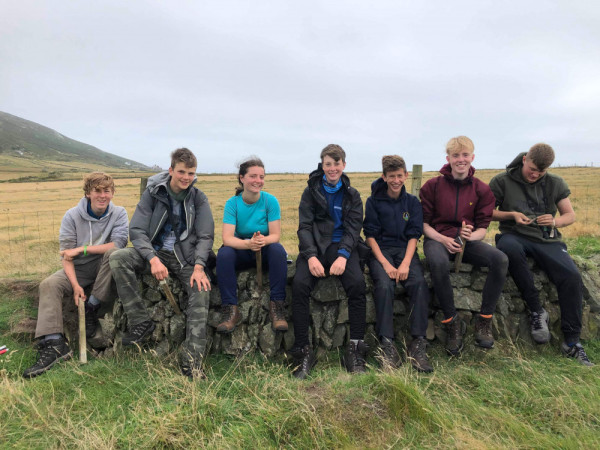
[1,166,599,279]
[1,166,599,447]
[0,284,598,448]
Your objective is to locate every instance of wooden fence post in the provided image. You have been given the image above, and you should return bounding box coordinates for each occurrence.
[140,177,148,197]
[411,164,423,197]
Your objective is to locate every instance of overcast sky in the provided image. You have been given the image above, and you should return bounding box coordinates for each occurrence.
[2,1,599,173]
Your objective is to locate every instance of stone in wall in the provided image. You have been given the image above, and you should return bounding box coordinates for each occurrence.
[50,256,600,358]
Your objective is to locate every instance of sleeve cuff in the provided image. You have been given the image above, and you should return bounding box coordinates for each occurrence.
[337,248,350,259]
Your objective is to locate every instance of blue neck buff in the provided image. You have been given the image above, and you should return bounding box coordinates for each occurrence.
[322,174,342,193]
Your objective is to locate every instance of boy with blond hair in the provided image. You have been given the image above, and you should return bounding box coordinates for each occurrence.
[420,136,508,356]
[24,172,128,378]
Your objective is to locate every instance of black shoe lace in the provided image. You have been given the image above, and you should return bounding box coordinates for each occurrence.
[574,346,591,363]
[273,302,286,320]
[223,304,234,321]
[477,318,492,336]
[531,313,543,330]
[449,319,462,339]
[131,321,149,338]
[37,344,60,366]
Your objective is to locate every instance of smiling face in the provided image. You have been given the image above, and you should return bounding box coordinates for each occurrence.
[446,147,474,180]
[322,155,346,185]
[86,185,114,216]
[521,156,546,183]
[240,165,265,194]
[382,168,408,199]
[169,162,196,193]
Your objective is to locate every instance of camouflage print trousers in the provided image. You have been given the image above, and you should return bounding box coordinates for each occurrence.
[109,248,209,366]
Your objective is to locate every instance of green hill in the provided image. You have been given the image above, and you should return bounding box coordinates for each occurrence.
[0,111,149,170]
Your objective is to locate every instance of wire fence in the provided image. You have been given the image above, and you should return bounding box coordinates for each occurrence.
[1,169,599,279]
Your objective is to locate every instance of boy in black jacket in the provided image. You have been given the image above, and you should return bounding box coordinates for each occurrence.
[364,156,432,373]
[290,144,367,379]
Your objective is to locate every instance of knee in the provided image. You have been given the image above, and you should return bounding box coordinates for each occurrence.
[266,242,286,260]
[496,237,523,259]
[425,254,446,272]
[562,266,582,285]
[491,250,509,272]
[216,246,237,266]
[109,248,127,269]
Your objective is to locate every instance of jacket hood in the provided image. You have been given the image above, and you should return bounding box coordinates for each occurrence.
[507,152,527,170]
[75,197,115,222]
[146,170,197,194]
[506,152,537,185]
[440,163,475,184]
[370,176,406,199]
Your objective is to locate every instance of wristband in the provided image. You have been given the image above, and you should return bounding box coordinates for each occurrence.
[83,245,88,256]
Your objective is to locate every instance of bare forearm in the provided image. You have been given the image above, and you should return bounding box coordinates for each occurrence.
[423,223,446,243]
[62,259,80,290]
[470,228,487,241]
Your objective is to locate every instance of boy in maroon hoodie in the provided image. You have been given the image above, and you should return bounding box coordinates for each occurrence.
[420,136,508,355]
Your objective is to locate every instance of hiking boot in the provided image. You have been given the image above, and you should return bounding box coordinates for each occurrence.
[443,315,466,356]
[23,337,73,378]
[342,340,369,374]
[407,337,433,373]
[181,364,207,380]
[122,320,156,346]
[474,315,494,349]
[377,337,402,369]
[290,345,317,379]
[216,304,241,333]
[269,301,288,332]
[561,342,595,366]
[530,308,550,344]
[85,302,101,338]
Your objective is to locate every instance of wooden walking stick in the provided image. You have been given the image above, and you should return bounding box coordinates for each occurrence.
[256,250,263,294]
[252,231,263,294]
[160,278,182,315]
[77,298,87,364]
[454,222,468,273]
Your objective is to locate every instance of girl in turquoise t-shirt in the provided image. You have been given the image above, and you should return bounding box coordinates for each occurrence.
[216,157,288,334]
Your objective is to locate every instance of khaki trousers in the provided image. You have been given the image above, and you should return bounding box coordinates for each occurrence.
[35,248,117,338]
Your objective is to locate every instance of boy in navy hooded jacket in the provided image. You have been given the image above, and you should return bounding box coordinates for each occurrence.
[364,155,432,373]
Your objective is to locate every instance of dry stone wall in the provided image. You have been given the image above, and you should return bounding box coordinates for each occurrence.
[70,255,600,357]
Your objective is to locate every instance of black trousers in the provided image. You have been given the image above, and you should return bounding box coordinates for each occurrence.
[368,247,430,339]
[496,233,582,343]
[292,244,366,348]
[423,238,508,320]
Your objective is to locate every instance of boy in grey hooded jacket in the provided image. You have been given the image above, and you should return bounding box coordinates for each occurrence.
[23,172,129,378]
[110,148,214,380]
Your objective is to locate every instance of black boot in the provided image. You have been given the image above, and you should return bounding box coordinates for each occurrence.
[342,340,369,374]
[122,320,156,346]
[23,336,72,379]
[85,302,101,338]
[290,345,317,379]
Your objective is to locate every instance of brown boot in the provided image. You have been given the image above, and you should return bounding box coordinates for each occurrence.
[216,304,241,333]
[269,301,288,331]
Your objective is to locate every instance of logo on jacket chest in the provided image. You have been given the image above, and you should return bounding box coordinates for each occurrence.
[402,212,410,221]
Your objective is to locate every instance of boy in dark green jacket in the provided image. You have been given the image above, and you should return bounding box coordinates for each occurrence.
[490,143,593,366]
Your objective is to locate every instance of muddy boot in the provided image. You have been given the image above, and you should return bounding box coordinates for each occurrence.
[216,304,241,333]
[269,301,288,332]
[474,315,494,349]
[443,315,466,356]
